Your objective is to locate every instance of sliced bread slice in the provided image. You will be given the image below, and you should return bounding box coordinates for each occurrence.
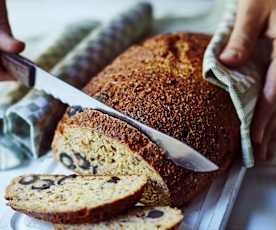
[54,206,183,230]
[5,174,147,224]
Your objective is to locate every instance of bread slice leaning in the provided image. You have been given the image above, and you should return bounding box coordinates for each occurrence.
[5,174,147,224]
[54,206,183,230]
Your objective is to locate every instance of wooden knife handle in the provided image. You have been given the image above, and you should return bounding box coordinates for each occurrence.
[0,52,35,87]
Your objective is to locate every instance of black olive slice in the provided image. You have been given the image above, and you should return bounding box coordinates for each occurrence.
[92,165,98,175]
[146,209,164,219]
[67,106,84,117]
[57,174,77,185]
[60,152,76,170]
[74,152,90,170]
[19,175,39,185]
[107,176,120,183]
[31,179,54,190]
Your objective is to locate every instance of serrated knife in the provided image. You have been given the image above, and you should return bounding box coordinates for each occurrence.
[0,52,218,172]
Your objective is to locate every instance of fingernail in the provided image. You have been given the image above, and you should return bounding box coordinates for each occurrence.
[220,49,241,61]
[259,130,264,143]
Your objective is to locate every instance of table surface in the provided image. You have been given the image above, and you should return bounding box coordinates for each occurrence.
[1,1,276,229]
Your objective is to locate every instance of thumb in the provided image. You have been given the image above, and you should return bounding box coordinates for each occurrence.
[251,39,276,145]
[219,0,268,67]
[0,0,24,53]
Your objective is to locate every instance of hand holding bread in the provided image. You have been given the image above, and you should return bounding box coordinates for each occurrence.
[220,0,276,160]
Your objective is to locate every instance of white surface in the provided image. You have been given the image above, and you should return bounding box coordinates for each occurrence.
[7,0,215,39]
[1,0,275,230]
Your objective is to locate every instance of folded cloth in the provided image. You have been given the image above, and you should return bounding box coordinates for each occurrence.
[1,20,99,169]
[203,0,270,167]
[0,82,29,132]
[0,82,29,169]
[0,136,27,170]
[4,2,153,161]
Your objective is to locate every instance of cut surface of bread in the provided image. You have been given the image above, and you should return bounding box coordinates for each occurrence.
[54,206,183,230]
[53,124,171,206]
[5,174,146,224]
[52,32,241,207]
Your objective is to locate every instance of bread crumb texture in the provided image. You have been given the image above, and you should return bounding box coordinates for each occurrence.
[5,174,146,224]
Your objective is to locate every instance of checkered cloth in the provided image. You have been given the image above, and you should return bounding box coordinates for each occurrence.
[33,20,100,71]
[3,2,152,167]
[203,0,269,167]
[0,82,29,170]
[0,82,28,127]
[51,2,152,88]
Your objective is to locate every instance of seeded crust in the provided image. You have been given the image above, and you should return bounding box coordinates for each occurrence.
[54,206,183,230]
[5,174,146,224]
[52,32,241,206]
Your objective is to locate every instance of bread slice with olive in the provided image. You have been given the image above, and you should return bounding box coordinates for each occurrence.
[5,174,147,224]
[54,206,183,230]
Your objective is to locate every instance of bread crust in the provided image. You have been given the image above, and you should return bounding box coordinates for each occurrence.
[55,108,233,206]
[54,222,181,230]
[53,206,183,230]
[52,32,241,206]
[5,175,146,224]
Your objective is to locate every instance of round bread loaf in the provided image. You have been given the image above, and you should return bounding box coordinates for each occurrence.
[52,32,240,207]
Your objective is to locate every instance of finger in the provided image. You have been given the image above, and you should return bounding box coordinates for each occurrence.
[265,1,276,40]
[219,0,269,67]
[0,0,24,53]
[254,113,276,161]
[0,67,14,81]
[267,130,276,161]
[251,43,276,144]
[255,113,276,161]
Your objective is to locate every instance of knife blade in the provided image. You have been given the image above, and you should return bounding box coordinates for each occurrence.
[0,52,218,172]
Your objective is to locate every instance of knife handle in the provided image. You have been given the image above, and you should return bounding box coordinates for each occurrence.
[0,52,35,87]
